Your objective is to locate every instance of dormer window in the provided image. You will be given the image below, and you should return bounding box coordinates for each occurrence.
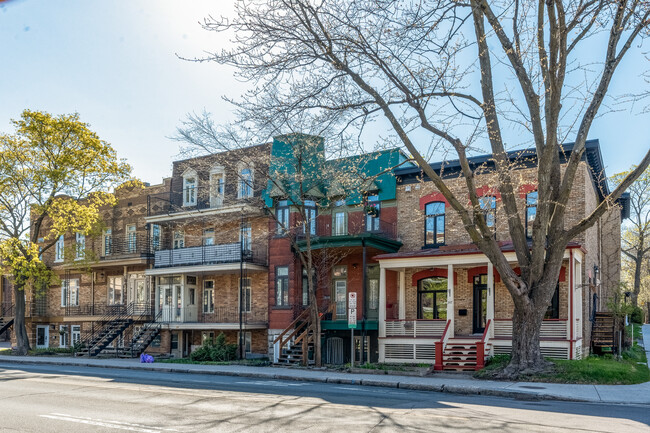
[183,169,197,206]
[238,164,254,199]
[425,202,445,247]
[210,165,225,208]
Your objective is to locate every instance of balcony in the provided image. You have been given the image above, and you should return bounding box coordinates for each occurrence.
[158,306,266,327]
[100,234,153,260]
[64,303,152,318]
[147,186,261,219]
[295,218,401,253]
[153,243,267,269]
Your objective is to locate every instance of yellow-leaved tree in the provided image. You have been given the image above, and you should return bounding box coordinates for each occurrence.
[0,110,131,355]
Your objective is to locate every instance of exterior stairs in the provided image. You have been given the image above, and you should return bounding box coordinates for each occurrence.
[592,312,616,353]
[442,337,491,372]
[76,318,133,357]
[118,319,162,358]
[0,316,14,336]
[276,330,315,366]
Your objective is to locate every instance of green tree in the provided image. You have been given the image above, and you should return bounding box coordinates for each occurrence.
[0,110,131,355]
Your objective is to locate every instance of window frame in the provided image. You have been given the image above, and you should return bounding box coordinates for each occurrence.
[202,228,215,246]
[107,275,124,305]
[182,169,198,207]
[303,200,317,235]
[75,232,85,260]
[240,277,252,313]
[151,224,161,251]
[203,280,215,314]
[479,196,497,233]
[332,209,347,236]
[240,220,252,252]
[55,235,65,262]
[276,200,290,235]
[103,228,112,256]
[61,278,80,307]
[424,201,446,247]
[365,194,381,232]
[237,164,254,199]
[275,266,289,307]
[416,277,448,320]
[526,191,538,239]
[173,230,185,249]
[209,165,225,208]
[126,224,137,253]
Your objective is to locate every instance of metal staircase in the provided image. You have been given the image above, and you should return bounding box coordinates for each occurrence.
[592,312,618,354]
[75,303,149,357]
[0,305,14,338]
[118,311,162,358]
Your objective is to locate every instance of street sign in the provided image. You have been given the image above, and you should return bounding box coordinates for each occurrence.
[348,292,357,309]
[348,308,357,328]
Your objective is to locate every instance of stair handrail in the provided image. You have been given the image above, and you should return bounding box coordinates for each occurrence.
[434,319,452,371]
[476,319,492,370]
[77,302,138,355]
[272,308,311,345]
[129,309,162,356]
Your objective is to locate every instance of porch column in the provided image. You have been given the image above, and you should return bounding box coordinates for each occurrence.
[153,276,160,316]
[398,269,406,320]
[487,261,495,339]
[378,266,387,362]
[447,264,454,338]
[180,276,186,322]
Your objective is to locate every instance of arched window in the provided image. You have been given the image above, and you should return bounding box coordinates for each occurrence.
[182,169,197,206]
[425,202,445,247]
[526,191,537,238]
[209,165,225,208]
[417,277,447,319]
[479,196,496,231]
[238,164,254,199]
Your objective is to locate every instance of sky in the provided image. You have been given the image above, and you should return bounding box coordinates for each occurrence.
[1,0,648,185]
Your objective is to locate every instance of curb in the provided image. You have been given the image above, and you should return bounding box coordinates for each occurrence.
[0,357,594,403]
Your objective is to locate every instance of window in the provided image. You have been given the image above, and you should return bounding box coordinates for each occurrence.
[75,233,85,260]
[479,196,496,231]
[302,268,316,306]
[526,191,537,238]
[417,277,447,319]
[202,331,215,345]
[276,200,289,235]
[183,170,197,206]
[103,229,112,255]
[173,230,184,249]
[240,278,251,313]
[545,284,560,319]
[107,276,123,305]
[240,221,251,252]
[189,288,196,305]
[151,224,161,251]
[210,166,225,208]
[55,235,64,262]
[61,278,79,307]
[276,266,289,307]
[203,280,214,314]
[303,200,317,235]
[425,202,445,247]
[365,195,380,232]
[238,165,253,198]
[171,332,179,350]
[333,266,348,318]
[59,325,68,348]
[203,228,215,246]
[333,211,347,236]
[127,224,137,253]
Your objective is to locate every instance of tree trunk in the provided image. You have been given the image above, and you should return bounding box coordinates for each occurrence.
[632,254,643,307]
[646,302,650,324]
[502,300,548,377]
[311,303,321,367]
[13,283,30,355]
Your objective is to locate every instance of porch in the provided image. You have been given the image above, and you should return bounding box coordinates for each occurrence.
[376,243,585,367]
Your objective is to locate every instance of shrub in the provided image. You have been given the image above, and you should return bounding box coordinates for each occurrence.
[630,306,644,324]
[190,332,238,362]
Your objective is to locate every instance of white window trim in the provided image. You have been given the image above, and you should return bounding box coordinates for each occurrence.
[210,165,225,208]
[182,168,198,207]
[239,278,252,313]
[237,162,254,199]
[61,278,80,307]
[55,235,64,263]
[75,233,85,260]
[203,280,215,314]
[59,325,68,348]
[173,230,185,249]
[103,228,112,256]
[126,224,137,253]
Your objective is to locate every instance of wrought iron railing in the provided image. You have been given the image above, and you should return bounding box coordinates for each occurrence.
[100,233,153,259]
[147,185,259,217]
[295,217,397,241]
[153,243,267,268]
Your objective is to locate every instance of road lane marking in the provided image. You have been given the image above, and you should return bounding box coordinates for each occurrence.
[39,413,179,432]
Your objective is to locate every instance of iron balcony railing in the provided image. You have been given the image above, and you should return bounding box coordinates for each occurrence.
[100,233,154,259]
[158,305,266,324]
[1,303,13,317]
[147,185,259,217]
[153,242,267,268]
[295,217,397,241]
[65,303,152,317]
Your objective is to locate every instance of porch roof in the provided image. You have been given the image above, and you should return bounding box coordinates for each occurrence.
[375,241,584,261]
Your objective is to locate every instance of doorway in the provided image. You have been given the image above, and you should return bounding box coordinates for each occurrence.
[36,325,49,348]
[473,274,488,334]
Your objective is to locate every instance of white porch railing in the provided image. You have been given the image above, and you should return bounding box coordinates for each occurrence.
[160,306,198,323]
[494,319,568,339]
[385,319,446,338]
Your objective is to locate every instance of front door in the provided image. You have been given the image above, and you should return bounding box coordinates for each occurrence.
[36,325,49,348]
[473,275,488,334]
[366,266,379,321]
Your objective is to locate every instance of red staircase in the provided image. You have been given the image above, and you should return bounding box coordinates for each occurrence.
[435,319,492,371]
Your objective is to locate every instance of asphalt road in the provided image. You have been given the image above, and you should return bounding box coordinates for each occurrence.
[0,363,648,432]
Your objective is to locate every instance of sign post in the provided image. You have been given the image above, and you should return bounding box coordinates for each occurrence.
[348,293,357,366]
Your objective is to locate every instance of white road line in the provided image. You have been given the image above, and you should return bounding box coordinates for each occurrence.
[39,413,180,432]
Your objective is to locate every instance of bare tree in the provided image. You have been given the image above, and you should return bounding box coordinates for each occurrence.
[187,0,650,376]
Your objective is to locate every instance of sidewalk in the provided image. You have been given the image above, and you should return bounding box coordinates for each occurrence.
[1,327,649,405]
